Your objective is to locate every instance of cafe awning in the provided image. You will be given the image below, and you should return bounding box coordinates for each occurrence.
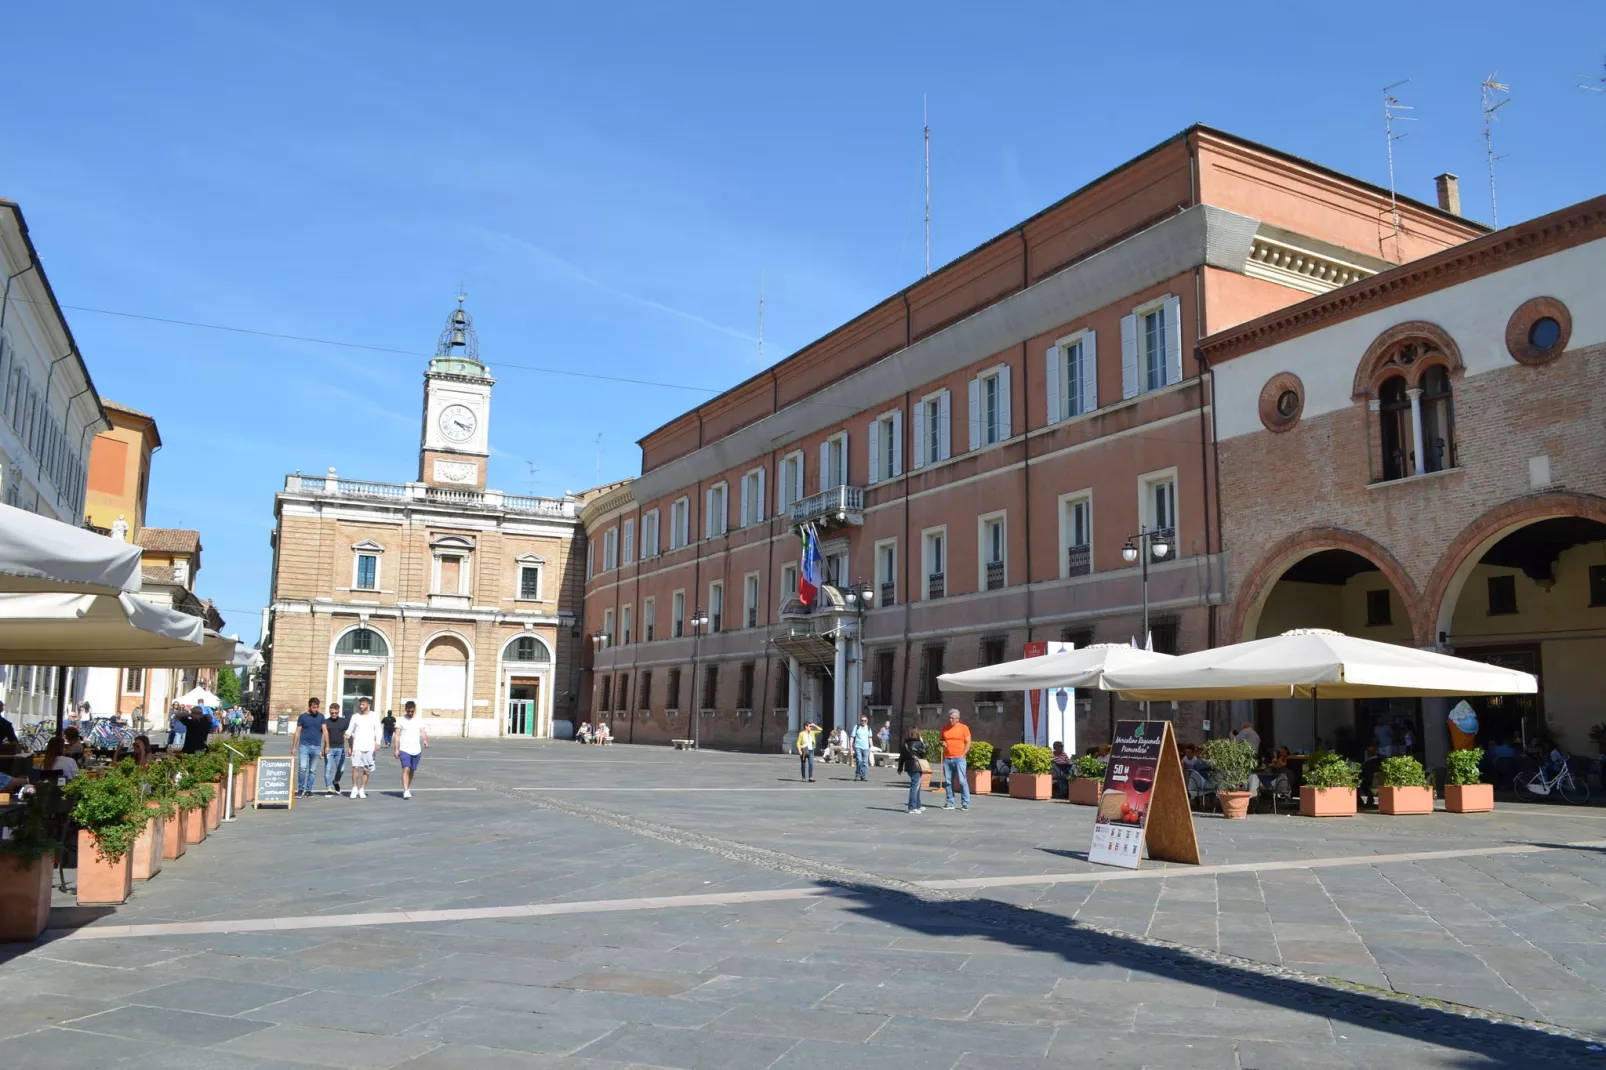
[940,644,1173,692]
[0,504,143,595]
[0,592,236,668]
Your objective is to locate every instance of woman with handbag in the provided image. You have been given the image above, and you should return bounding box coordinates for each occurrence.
[896,728,928,814]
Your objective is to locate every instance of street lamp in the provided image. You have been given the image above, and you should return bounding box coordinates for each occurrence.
[689,609,709,749]
[840,581,876,729]
[1122,526,1172,716]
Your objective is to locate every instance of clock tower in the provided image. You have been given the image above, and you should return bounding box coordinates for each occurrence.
[419,295,494,489]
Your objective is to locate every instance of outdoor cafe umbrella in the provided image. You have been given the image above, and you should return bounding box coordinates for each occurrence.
[176,685,222,708]
[0,503,142,595]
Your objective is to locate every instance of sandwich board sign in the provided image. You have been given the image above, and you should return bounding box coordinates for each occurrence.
[1087,720,1199,869]
[254,756,295,809]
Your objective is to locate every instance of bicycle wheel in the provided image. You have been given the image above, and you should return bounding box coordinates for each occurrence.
[1559,775,1591,805]
[1513,771,1547,801]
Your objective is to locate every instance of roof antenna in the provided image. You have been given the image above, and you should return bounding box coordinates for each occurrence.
[757,271,765,369]
[1382,79,1414,263]
[923,94,932,277]
[1578,55,1606,92]
[594,433,603,479]
[1481,74,1511,229]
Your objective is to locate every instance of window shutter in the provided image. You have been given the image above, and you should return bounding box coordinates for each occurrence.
[1163,296,1183,385]
[998,365,1012,440]
[1045,345,1061,425]
[912,401,927,469]
[841,433,849,489]
[866,419,880,485]
[968,378,981,451]
[1120,314,1138,399]
[756,467,765,522]
[938,390,952,460]
[1080,331,1099,415]
[891,410,903,476]
[704,488,714,538]
[740,477,750,527]
[794,453,804,503]
[819,441,830,492]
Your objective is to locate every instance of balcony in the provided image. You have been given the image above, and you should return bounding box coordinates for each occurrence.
[1066,544,1091,577]
[745,608,758,629]
[283,472,577,518]
[789,485,865,532]
[928,572,946,600]
[985,560,1005,590]
[880,581,896,606]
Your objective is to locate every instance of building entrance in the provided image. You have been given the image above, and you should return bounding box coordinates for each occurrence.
[339,672,376,718]
[508,683,539,736]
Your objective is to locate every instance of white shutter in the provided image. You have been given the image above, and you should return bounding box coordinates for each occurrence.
[968,378,981,451]
[705,488,714,538]
[756,467,765,522]
[866,419,880,485]
[891,410,903,476]
[1080,331,1099,415]
[998,365,1012,440]
[912,401,927,469]
[1164,296,1183,385]
[794,453,804,503]
[840,433,849,489]
[1120,314,1138,399]
[740,476,750,527]
[938,390,952,460]
[1045,345,1061,425]
[819,441,830,492]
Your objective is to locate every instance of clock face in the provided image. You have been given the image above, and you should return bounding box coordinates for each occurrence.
[438,404,477,443]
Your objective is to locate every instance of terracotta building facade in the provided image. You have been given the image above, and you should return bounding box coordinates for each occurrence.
[582,126,1484,751]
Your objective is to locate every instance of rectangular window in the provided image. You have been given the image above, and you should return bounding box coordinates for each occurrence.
[602,608,615,645]
[622,519,635,565]
[519,565,541,600]
[670,497,690,549]
[738,662,755,710]
[586,541,595,580]
[979,636,1007,701]
[1140,472,1177,563]
[924,529,946,600]
[1150,616,1180,655]
[616,675,629,713]
[919,644,945,704]
[967,369,1011,451]
[775,663,790,708]
[1487,574,1518,616]
[914,391,951,468]
[438,555,463,593]
[880,415,895,479]
[355,554,378,590]
[781,563,798,603]
[821,433,847,492]
[621,605,633,645]
[1366,589,1392,627]
[672,590,685,638]
[1592,564,1606,608]
[1061,627,1094,649]
[598,677,611,714]
[709,581,724,633]
[644,597,656,642]
[603,528,619,571]
[874,650,895,706]
[981,515,1006,590]
[983,373,1000,445]
[868,412,902,484]
[876,539,897,607]
[123,667,143,693]
[1142,308,1167,392]
[639,671,652,710]
[741,468,766,527]
[1061,493,1092,578]
[666,668,681,710]
[1048,331,1098,422]
[744,573,760,629]
[779,451,804,512]
[829,552,849,589]
[642,510,660,558]
[702,664,718,711]
[705,483,728,538]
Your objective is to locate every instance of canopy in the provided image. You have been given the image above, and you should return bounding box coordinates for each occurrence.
[232,644,264,670]
[0,504,143,595]
[939,644,1175,692]
[0,592,234,668]
[1101,628,1540,700]
[177,686,222,708]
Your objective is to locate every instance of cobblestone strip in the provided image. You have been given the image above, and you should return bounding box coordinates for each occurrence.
[492,784,1606,1064]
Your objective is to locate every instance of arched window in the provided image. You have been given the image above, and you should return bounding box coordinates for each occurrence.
[334,628,389,657]
[1378,376,1412,482]
[1420,365,1455,473]
[504,635,551,663]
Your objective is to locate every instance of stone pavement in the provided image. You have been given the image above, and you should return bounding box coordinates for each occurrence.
[7,739,1606,1068]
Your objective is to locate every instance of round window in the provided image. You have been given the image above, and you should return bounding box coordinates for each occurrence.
[1528,316,1561,350]
[1276,390,1300,419]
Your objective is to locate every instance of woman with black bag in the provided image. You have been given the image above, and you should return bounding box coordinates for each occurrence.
[896,728,927,814]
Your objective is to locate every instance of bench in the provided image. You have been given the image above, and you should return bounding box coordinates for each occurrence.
[671,739,695,751]
[870,750,897,768]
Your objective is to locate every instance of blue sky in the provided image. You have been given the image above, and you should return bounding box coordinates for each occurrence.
[4,2,1604,642]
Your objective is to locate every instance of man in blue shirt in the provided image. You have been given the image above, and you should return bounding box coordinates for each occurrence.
[295,699,327,798]
[851,714,874,782]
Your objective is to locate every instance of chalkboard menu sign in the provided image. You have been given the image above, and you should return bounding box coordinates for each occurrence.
[254,756,294,809]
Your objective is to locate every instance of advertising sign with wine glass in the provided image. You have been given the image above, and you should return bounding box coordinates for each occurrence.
[1088,719,1199,869]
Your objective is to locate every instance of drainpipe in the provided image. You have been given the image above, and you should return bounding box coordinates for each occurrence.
[1021,342,1033,648]
[0,262,36,338]
[896,296,915,742]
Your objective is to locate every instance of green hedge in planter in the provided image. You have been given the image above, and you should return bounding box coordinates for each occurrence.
[0,787,61,864]
[62,769,145,864]
[1200,739,1256,792]
[966,741,994,770]
[1302,752,1361,789]
[1446,748,1485,786]
[1379,755,1430,788]
[1009,744,1053,775]
[116,757,182,822]
[921,731,943,771]
[1072,754,1107,780]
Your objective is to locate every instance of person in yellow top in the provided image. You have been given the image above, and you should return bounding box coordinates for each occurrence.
[796,722,820,783]
[939,709,972,810]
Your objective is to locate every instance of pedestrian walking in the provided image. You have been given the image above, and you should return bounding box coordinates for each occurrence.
[180,706,212,754]
[796,722,819,782]
[851,715,874,781]
[294,698,326,798]
[939,708,972,811]
[345,698,380,798]
[897,728,927,813]
[381,710,397,747]
[393,700,428,799]
[323,701,350,796]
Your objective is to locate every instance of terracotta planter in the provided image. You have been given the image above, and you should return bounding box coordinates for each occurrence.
[1444,783,1494,813]
[920,771,933,791]
[1067,778,1102,806]
[231,771,245,812]
[1218,790,1252,819]
[242,762,257,803]
[0,854,53,941]
[205,790,222,831]
[75,830,132,906]
[162,810,187,860]
[1009,773,1051,800]
[1378,785,1433,815]
[968,770,991,796]
[131,811,164,881]
[182,805,207,845]
[1299,786,1357,817]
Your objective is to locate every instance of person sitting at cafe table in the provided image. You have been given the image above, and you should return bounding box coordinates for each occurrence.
[39,735,78,782]
[1050,742,1073,798]
[132,735,153,767]
[63,726,86,761]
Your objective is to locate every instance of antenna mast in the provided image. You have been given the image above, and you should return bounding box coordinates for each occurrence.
[1481,74,1511,229]
[1382,79,1414,263]
[1579,56,1606,92]
[757,271,765,369]
[923,94,931,277]
[594,433,602,479]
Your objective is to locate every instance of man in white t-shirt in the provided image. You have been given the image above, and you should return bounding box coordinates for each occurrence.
[345,697,381,799]
[393,700,429,800]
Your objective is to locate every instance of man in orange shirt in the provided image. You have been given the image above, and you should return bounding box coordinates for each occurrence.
[939,708,972,810]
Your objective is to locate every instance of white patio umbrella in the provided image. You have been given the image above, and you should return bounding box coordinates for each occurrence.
[0,503,142,595]
[176,685,222,708]
[0,592,209,667]
[939,644,1174,691]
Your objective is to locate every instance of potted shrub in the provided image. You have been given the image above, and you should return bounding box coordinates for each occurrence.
[187,751,228,831]
[1378,755,1433,815]
[1298,752,1360,817]
[966,742,994,795]
[63,769,144,906]
[237,738,263,802]
[1201,738,1257,819]
[0,787,61,941]
[920,730,943,791]
[1444,747,1493,813]
[1068,754,1106,806]
[176,766,214,848]
[1008,744,1053,800]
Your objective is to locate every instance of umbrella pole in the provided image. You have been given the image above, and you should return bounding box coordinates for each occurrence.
[1107,691,1115,745]
[1311,685,1318,753]
[54,666,67,736]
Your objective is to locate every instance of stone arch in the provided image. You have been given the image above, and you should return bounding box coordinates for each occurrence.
[1425,491,1606,641]
[1352,320,1465,400]
[1231,527,1429,645]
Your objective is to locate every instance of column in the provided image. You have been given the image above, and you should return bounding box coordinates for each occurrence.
[787,657,800,749]
[1407,388,1426,475]
[1421,695,1451,773]
[832,624,847,734]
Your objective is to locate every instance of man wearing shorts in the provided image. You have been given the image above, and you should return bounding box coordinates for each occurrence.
[393,700,428,799]
[345,697,380,799]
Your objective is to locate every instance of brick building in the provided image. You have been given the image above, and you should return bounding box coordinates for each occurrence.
[264,300,585,737]
[581,126,1483,751]
[1201,188,1606,764]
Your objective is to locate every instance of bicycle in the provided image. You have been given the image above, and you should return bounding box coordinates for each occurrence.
[1514,760,1591,805]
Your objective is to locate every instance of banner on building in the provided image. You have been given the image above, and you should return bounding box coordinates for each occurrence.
[1087,719,1199,870]
[1022,641,1073,750]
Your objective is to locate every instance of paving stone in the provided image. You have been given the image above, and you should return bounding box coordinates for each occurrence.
[215,1022,444,1068]
[0,992,118,1038]
[69,1004,276,1047]
[770,1038,950,1069]
[243,990,453,1036]
[705,1004,889,1041]
[3,1026,164,1069]
[575,1021,797,1068]
[404,1004,623,1055]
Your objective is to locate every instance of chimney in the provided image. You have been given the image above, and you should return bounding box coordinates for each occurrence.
[1434,173,1461,216]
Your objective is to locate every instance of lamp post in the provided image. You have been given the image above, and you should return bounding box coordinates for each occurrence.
[841,582,876,731]
[589,631,607,734]
[1122,526,1172,716]
[689,609,709,749]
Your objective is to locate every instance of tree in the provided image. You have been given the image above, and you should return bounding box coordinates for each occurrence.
[215,668,242,707]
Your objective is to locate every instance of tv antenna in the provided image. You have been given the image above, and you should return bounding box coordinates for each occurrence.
[923,94,932,277]
[1382,79,1414,262]
[757,271,765,369]
[1578,57,1606,93]
[1481,74,1511,228]
[524,461,541,495]
[594,433,603,478]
